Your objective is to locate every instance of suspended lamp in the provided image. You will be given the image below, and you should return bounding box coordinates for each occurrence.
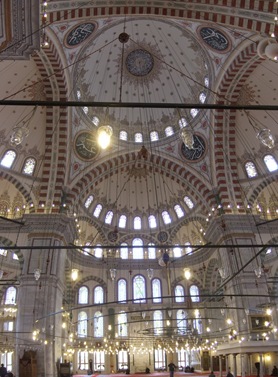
[257,37,278,61]
[254,265,262,278]
[10,126,29,146]
[246,112,275,149]
[10,106,37,146]
[147,268,154,280]
[184,268,191,280]
[34,268,41,281]
[97,125,113,149]
[257,128,275,149]
[218,267,227,279]
[110,268,117,280]
[71,268,79,281]
[180,128,194,149]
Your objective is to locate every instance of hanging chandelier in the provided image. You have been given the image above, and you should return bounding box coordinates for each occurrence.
[180,128,194,149]
[245,111,275,149]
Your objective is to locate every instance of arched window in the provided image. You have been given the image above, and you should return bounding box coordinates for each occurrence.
[245,161,258,178]
[132,238,143,259]
[165,126,174,137]
[135,133,143,143]
[84,195,94,209]
[148,215,157,229]
[133,275,146,303]
[179,117,188,128]
[105,211,114,224]
[118,311,128,337]
[1,150,16,168]
[0,248,7,256]
[78,286,89,304]
[193,309,202,334]
[264,154,278,172]
[174,284,185,303]
[150,131,159,141]
[119,215,127,229]
[174,204,185,218]
[94,286,104,304]
[118,279,127,303]
[162,211,171,225]
[177,309,187,334]
[152,278,162,303]
[190,285,200,302]
[134,216,142,230]
[120,243,128,259]
[5,286,16,304]
[93,204,102,218]
[190,108,199,118]
[185,242,193,255]
[94,311,103,337]
[77,311,88,337]
[199,92,207,103]
[148,243,156,259]
[153,310,163,335]
[184,196,194,209]
[119,130,128,141]
[173,246,182,258]
[94,244,103,258]
[92,116,100,126]
[22,157,36,175]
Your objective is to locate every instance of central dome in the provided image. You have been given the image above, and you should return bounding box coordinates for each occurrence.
[73,17,212,144]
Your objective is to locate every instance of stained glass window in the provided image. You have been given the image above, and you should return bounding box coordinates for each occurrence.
[22,157,36,175]
[94,286,104,304]
[175,284,185,303]
[264,155,278,172]
[152,278,162,303]
[84,195,94,208]
[133,275,146,303]
[78,311,87,337]
[245,161,258,178]
[119,215,127,228]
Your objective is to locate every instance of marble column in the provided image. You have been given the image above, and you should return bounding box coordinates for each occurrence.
[16,214,76,377]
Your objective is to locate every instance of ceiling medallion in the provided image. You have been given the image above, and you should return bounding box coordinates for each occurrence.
[126,49,154,77]
[118,39,164,86]
[157,231,168,243]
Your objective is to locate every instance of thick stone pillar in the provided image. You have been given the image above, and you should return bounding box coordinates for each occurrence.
[219,355,223,377]
[16,214,76,377]
[259,354,263,377]
[241,354,246,377]
[233,354,237,377]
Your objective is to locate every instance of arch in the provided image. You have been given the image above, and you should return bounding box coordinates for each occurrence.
[69,152,214,213]
[214,42,263,211]
[0,172,35,209]
[32,38,70,211]
[246,175,278,207]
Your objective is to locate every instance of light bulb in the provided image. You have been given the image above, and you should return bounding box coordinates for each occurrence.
[97,125,113,149]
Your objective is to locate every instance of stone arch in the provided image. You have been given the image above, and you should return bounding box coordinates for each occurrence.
[214,43,263,211]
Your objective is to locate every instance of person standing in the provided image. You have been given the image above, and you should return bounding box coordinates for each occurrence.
[209,371,216,377]
[0,364,7,377]
[168,362,176,377]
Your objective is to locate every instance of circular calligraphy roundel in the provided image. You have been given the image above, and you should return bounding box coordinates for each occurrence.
[181,134,206,162]
[65,23,96,48]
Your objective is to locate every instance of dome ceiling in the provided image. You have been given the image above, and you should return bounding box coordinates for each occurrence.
[70,17,213,143]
